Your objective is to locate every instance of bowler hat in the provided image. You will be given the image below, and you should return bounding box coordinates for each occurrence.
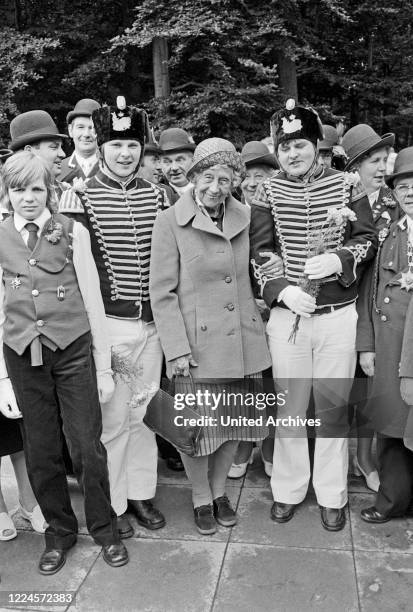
[186,137,243,180]
[9,110,68,151]
[241,141,277,169]
[159,128,196,154]
[385,147,413,189]
[144,128,160,155]
[319,125,338,151]
[67,98,101,124]
[342,124,395,170]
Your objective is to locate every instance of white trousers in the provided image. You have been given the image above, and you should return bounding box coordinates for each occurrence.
[101,318,163,515]
[267,305,357,508]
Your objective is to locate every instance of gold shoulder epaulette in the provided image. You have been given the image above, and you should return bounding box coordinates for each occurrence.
[58,191,85,214]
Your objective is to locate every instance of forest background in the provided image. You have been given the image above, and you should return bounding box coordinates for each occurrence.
[0,0,412,149]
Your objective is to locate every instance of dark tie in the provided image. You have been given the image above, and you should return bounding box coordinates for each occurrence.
[25,222,39,251]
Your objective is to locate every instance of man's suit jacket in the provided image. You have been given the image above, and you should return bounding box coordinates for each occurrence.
[60,152,100,184]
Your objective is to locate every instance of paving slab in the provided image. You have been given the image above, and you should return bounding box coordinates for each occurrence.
[355,550,413,612]
[0,532,99,612]
[231,487,352,550]
[126,484,240,542]
[213,543,359,612]
[349,494,413,554]
[68,538,226,612]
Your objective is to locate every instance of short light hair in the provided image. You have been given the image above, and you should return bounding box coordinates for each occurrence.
[1,150,56,212]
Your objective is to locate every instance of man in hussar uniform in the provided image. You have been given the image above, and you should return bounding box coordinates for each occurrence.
[249,100,377,531]
[59,96,167,539]
[60,98,101,184]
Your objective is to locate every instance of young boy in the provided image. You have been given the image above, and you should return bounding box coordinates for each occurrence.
[0,151,128,574]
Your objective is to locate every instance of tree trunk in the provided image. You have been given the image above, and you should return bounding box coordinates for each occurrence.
[153,37,170,98]
[276,51,298,101]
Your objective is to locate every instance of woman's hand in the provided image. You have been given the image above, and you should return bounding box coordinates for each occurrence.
[359,352,375,377]
[259,251,284,277]
[169,354,198,377]
[0,378,21,419]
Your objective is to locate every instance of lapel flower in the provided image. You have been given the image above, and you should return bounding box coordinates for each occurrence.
[72,177,87,194]
[378,227,390,243]
[44,216,63,244]
[381,192,397,208]
[343,171,361,188]
[381,210,391,221]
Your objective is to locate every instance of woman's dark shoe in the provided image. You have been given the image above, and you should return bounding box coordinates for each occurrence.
[360,506,391,524]
[102,542,129,567]
[319,506,346,531]
[270,502,296,523]
[194,504,217,535]
[213,495,237,527]
[117,513,134,539]
[127,499,166,530]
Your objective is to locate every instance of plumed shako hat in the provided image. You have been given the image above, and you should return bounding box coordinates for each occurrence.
[271,99,324,149]
[92,96,150,148]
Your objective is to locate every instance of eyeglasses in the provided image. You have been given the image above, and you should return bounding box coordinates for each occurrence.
[395,184,413,196]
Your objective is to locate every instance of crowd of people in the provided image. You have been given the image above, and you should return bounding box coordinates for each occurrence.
[0,94,412,576]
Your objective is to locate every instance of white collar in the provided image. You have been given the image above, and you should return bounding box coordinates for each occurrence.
[368,189,380,206]
[74,151,98,166]
[14,208,51,233]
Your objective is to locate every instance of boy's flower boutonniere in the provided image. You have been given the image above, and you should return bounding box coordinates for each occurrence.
[44,217,63,244]
[343,171,361,189]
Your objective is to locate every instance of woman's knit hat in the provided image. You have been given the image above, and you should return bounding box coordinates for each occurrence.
[186,138,244,180]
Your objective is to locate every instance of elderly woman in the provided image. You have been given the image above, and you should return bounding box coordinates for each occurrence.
[150,138,271,535]
[357,147,413,522]
[342,125,399,492]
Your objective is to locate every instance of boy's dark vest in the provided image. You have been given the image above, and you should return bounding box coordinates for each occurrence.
[0,213,90,355]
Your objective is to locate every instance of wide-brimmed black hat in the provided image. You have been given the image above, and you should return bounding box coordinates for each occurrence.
[241,141,278,169]
[385,147,413,189]
[10,110,68,151]
[92,96,149,148]
[271,99,323,149]
[342,124,395,170]
[67,98,101,124]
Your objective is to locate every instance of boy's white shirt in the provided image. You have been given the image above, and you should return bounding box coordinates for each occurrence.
[0,209,111,378]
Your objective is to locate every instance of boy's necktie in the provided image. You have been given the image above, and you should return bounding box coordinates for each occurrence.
[25,222,39,251]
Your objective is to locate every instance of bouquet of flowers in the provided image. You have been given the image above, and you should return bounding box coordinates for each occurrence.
[288,206,357,343]
[111,351,158,408]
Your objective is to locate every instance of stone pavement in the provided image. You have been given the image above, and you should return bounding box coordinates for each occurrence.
[1,449,413,612]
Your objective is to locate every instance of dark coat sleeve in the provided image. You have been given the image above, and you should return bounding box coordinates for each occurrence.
[249,184,289,307]
[335,194,378,288]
